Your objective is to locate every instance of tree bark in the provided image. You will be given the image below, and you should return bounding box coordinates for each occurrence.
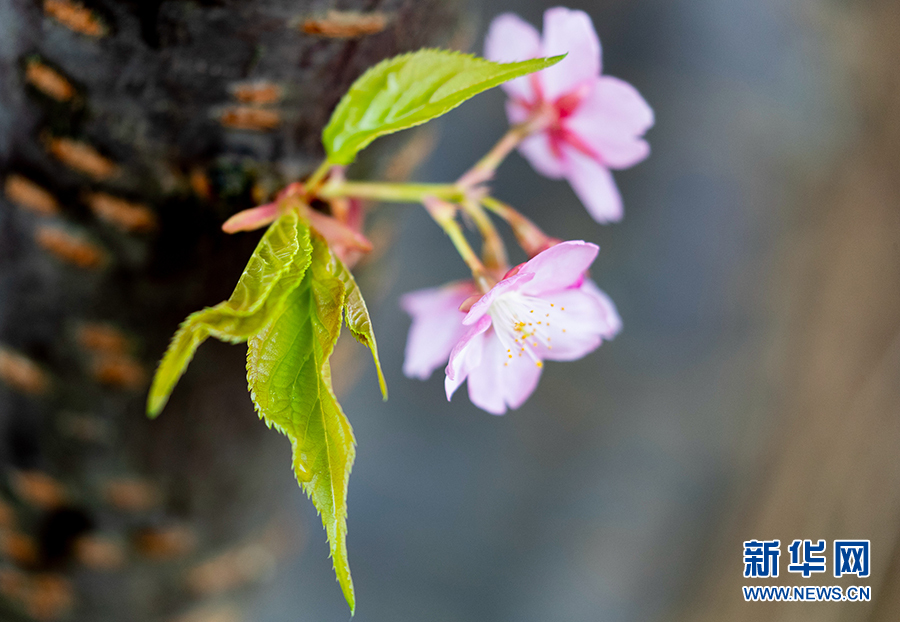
[0,1,460,620]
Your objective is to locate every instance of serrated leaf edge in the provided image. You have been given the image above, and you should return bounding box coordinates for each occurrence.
[245,233,357,613]
[335,257,387,400]
[146,211,309,418]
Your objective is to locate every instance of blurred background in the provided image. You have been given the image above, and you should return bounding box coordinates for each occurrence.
[2,0,899,621]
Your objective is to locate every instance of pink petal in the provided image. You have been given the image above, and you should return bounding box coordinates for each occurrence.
[578,76,653,133]
[401,282,475,380]
[466,330,543,414]
[538,287,612,361]
[562,146,623,223]
[517,130,567,179]
[580,279,622,338]
[444,372,466,403]
[501,349,543,411]
[519,240,599,296]
[565,76,654,169]
[485,13,542,102]
[463,330,508,414]
[540,7,602,100]
[445,315,492,400]
[592,137,650,170]
[464,272,534,326]
[505,99,531,125]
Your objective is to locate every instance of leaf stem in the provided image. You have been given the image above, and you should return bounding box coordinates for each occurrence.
[306,160,333,194]
[307,108,553,276]
[314,110,550,207]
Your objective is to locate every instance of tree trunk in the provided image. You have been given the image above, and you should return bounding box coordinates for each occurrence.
[0,1,460,620]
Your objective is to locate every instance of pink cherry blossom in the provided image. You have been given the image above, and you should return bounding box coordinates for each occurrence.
[400,280,478,380]
[442,240,621,415]
[485,7,654,223]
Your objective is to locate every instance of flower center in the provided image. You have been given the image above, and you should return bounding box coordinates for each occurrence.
[488,291,560,367]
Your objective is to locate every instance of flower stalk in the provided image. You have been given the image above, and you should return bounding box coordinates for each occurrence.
[422,197,493,292]
[456,114,549,189]
[460,197,508,273]
[480,196,558,257]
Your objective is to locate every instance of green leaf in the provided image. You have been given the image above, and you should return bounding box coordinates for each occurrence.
[322,49,564,165]
[147,212,312,418]
[335,259,387,400]
[226,208,306,314]
[247,233,356,613]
